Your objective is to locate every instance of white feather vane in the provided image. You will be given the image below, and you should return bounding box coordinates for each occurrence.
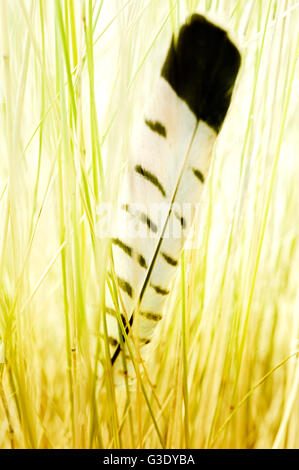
[101,14,241,383]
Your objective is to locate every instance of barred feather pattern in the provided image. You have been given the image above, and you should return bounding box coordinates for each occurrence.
[101,14,241,383]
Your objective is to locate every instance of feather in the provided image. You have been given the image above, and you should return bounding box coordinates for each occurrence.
[102,14,241,382]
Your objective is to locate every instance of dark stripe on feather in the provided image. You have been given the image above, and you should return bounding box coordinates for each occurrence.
[135,165,166,197]
[108,336,119,347]
[139,311,162,322]
[106,308,128,328]
[150,283,170,296]
[192,168,205,183]
[145,119,167,138]
[112,235,147,269]
[140,338,151,345]
[112,238,133,257]
[106,307,117,317]
[117,276,133,298]
[161,252,178,266]
[139,212,158,233]
[111,310,134,365]
[175,212,187,229]
[138,254,147,269]
[122,204,158,234]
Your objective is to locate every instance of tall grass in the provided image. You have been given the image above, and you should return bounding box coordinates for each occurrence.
[0,0,298,449]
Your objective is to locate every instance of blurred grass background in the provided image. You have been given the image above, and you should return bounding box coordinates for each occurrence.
[0,0,298,449]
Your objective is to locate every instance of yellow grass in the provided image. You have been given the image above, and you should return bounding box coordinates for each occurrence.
[0,0,298,449]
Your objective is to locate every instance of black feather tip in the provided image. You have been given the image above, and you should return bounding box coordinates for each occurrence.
[161,14,241,132]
